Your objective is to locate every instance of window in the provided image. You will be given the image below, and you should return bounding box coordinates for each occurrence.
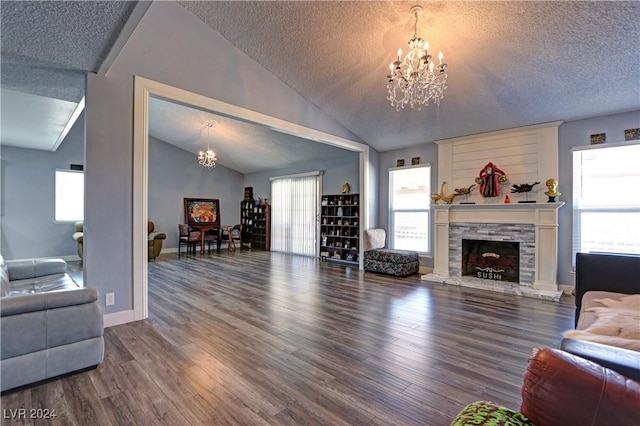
[389,164,431,252]
[572,142,640,262]
[55,169,84,222]
[270,172,321,256]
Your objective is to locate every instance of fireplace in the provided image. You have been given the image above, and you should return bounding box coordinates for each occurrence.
[422,203,564,300]
[462,239,520,283]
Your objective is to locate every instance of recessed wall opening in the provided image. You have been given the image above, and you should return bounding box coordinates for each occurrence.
[462,239,520,283]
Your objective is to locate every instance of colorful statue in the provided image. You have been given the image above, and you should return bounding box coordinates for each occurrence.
[475,162,508,198]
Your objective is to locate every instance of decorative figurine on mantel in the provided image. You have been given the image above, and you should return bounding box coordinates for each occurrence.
[475,162,508,198]
[511,181,540,203]
[455,184,476,204]
[544,178,561,202]
[431,182,445,203]
[430,182,459,204]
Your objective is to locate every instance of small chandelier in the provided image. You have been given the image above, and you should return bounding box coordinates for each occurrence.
[198,121,217,169]
[387,5,448,111]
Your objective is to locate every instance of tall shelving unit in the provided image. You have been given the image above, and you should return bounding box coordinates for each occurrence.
[251,203,270,251]
[240,200,270,250]
[320,194,359,264]
[240,200,254,249]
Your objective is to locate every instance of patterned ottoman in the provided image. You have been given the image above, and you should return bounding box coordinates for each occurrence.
[364,248,419,277]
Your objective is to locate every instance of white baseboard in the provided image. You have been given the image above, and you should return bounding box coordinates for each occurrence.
[103,309,136,328]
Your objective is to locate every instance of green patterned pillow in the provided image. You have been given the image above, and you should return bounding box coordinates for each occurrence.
[451,401,533,426]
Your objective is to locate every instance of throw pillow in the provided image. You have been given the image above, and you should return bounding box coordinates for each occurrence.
[451,401,533,426]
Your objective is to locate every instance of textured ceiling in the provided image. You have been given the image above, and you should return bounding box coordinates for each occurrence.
[179,1,640,150]
[149,97,354,174]
[2,1,639,170]
[1,1,137,151]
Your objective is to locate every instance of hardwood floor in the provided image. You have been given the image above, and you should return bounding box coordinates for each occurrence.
[1,251,575,425]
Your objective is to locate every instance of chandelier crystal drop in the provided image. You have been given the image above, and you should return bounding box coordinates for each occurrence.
[386,5,448,111]
[198,121,217,169]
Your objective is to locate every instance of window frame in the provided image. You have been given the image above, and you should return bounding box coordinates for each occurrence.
[572,141,640,264]
[388,163,431,254]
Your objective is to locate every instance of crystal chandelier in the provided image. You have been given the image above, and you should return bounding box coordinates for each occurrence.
[198,121,217,169]
[387,5,448,111]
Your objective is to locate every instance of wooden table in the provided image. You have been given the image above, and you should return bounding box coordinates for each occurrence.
[188,224,233,254]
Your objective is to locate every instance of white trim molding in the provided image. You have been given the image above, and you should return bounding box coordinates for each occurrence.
[423,202,565,301]
[133,76,370,322]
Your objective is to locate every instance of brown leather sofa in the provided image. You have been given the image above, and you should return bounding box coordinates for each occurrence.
[451,347,640,425]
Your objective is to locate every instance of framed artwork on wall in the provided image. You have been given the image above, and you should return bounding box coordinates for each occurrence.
[625,128,640,141]
[411,157,420,165]
[184,198,220,226]
[590,133,606,145]
[396,159,405,167]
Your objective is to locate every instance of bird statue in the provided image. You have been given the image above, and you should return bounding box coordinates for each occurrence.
[455,184,476,195]
[441,191,460,204]
[511,182,540,193]
[431,182,446,203]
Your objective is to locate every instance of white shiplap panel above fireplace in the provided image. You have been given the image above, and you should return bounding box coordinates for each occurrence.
[435,121,562,204]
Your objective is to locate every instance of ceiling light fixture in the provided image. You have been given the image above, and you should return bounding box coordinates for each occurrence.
[198,121,217,169]
[387,5,448,111]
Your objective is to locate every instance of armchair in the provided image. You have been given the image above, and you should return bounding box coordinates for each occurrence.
[148,221,167,260]
[71,221,83,259]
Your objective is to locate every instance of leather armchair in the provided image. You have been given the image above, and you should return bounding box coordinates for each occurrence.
[148,221,166,260]
[451,347,640,425]
[72,221,84,259]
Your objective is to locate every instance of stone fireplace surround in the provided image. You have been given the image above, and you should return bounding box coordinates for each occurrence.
[422,203,564,301]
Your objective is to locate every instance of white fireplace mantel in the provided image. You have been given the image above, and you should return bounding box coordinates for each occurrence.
[425,202,565,300]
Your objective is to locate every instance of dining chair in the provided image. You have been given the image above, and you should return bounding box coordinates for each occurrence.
[222,224,243,250]
[178,224,201,256]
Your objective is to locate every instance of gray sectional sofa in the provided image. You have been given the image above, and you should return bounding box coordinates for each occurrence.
[1,255,104,392]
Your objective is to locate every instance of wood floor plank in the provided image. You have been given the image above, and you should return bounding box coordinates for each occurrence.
[1,251,576,425]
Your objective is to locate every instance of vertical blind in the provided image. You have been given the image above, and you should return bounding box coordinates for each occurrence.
[572,142,640,263]
[271,173,320,256]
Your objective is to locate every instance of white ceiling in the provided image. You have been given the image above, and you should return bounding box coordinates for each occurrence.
[2,1,639,172]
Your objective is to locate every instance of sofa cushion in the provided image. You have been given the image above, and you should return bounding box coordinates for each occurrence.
[0,255,10,297]
[1,287,97,317]
[6,258,67,280]
[9,273,79,295]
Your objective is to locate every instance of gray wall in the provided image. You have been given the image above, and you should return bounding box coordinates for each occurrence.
[556,110,640,286]
[85,1,363,315]
[378,143,439,268]
[149,137,244,250]
[1,113,85,260]
[374,110,639,278]
[244,152,360,199]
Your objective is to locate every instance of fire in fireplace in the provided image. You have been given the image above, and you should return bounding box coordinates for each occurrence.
[461,239,520,283]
